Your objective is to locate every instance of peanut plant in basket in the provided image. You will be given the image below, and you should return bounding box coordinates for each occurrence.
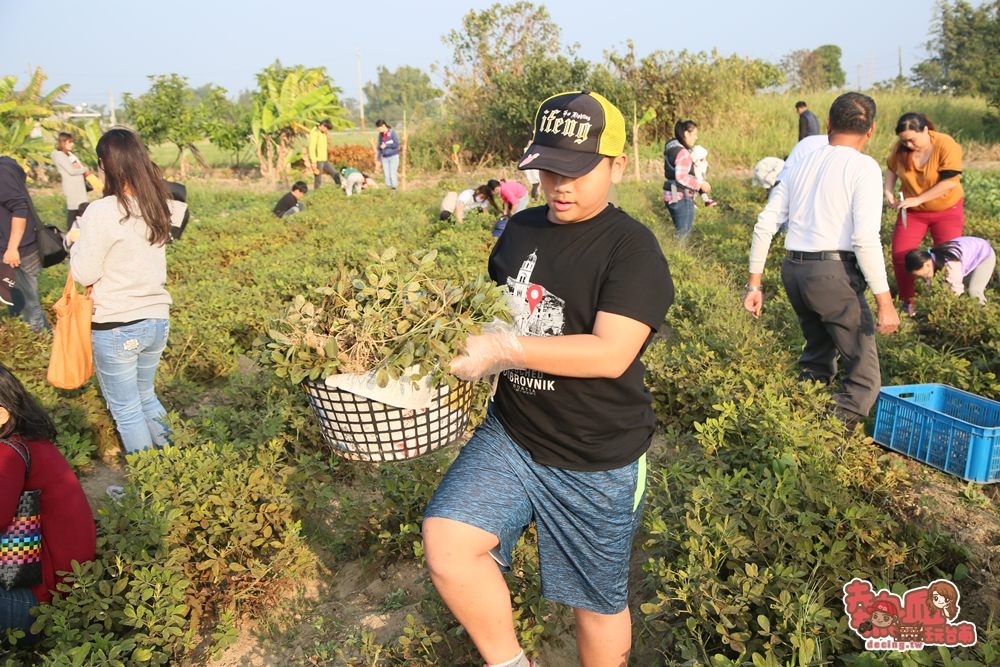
[258,247,509,388]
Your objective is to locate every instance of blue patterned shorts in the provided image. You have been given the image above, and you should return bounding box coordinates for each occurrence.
[424,408,647,614]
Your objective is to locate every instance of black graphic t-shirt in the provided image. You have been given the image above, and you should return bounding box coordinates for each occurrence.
[488,203,674,471]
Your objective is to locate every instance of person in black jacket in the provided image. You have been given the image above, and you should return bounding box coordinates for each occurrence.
[0,156,49,332]
[796,101,821,141]
[273,181,308,218]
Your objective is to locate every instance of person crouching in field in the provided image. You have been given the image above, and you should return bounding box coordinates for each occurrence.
[905,237,997,305]
[438,185,493,222]
[423,90,674,667]
[341,167,372,196]
[744,92,900,430]
[273,181,308,218]
[488,178,530,218]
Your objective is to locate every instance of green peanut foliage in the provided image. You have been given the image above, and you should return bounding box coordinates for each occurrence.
[259,246,510,388]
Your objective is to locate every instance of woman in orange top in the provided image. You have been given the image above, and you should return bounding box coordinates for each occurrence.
[884,113,965,313]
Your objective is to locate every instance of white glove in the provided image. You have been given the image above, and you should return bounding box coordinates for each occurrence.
[449,320,526,382]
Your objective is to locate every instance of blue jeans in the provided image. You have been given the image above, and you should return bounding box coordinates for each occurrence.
[0,586,39,642]
[381,154,400,189]
[666,196,695,239]
[7,250,49,332]
[92,318,171,453]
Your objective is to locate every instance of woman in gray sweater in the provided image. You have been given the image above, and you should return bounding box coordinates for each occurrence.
[50,133,91,229]
[69,128,186,453]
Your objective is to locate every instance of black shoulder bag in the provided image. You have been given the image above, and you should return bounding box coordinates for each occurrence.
[28,197,67,267]
[0,160,66,268]
[164,180,191,240]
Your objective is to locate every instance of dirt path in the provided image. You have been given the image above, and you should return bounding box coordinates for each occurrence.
[206,556,425,666]
[894,456,1000,619]
[77,457,127,511]
[207,556,580,666]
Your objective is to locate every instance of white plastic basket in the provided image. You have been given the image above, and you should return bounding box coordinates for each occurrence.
[302,379,473,462]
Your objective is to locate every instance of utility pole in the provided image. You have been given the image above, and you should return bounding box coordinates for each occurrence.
[898,46,904,79]
[856,64,862,90]
[356,51,365,131]
[108,90,116,126]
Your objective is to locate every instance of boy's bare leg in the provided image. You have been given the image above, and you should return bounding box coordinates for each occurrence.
[576,607,632,667]
[423,517,521,664]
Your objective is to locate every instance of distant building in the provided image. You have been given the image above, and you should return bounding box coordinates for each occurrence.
[55,103,104,124]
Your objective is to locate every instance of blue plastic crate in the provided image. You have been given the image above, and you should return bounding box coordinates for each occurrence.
[872,384,1000,483]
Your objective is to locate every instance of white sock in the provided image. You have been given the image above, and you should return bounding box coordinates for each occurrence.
[490,650,530,667]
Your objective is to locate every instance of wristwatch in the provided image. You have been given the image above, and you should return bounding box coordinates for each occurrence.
[743,284,763,293]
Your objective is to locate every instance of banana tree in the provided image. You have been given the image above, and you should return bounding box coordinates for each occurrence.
[0,68,70,176]
[250,65,350,185]
[70,119,103,166]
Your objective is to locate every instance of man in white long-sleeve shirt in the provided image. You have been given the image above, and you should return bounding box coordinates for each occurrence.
[743,92,900,428]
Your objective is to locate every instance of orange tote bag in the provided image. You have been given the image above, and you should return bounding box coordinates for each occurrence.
[47,274,94,389]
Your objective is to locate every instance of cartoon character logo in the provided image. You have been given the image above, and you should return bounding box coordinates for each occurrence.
[926,580,960,621]
[843,578,977,652]
[858,600,899,635]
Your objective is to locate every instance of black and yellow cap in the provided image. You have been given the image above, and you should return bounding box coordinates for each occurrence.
[518,90,626,178]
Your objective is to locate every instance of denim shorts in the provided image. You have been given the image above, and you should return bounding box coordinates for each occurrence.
[424,409,647,615]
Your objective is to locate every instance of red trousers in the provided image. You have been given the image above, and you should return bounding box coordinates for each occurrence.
[891,199,965,303]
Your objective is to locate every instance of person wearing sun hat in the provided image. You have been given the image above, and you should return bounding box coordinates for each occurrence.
[423,90,674,667]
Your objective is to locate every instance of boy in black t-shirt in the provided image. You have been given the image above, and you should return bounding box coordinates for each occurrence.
[273,181,308,218]
[423,91,674,667]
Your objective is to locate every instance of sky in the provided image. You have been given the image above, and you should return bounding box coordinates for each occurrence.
[0,0,943,109]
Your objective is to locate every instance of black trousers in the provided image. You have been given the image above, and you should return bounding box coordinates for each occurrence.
[780,256,881,418]
[314,161,341,189]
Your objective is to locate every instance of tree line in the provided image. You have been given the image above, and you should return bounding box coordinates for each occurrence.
[2,0,997,180]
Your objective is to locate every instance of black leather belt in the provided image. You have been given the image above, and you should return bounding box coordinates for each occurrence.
[786,250,856,261]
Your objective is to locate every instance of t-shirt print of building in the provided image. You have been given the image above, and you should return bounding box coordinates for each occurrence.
[505,250,565,337]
